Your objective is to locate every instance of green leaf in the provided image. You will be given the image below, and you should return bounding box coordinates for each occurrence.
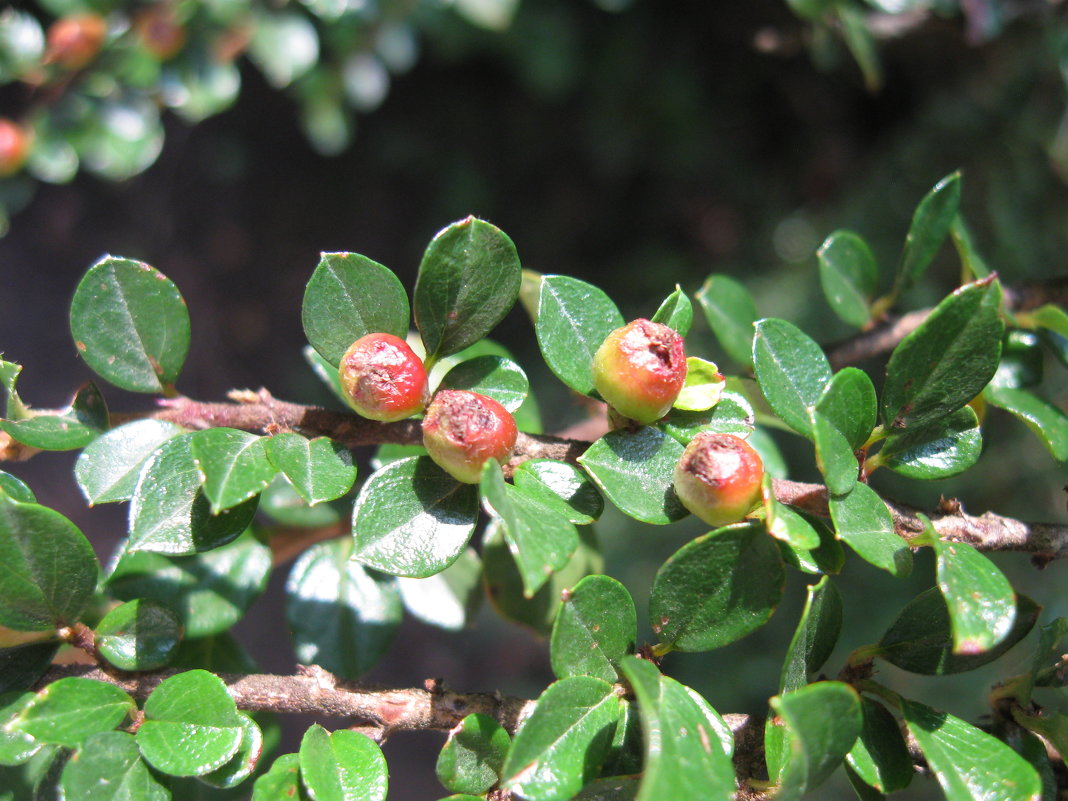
[697,274,757,368]
[768,682,861,800]
[75,420,185,505]
[353,456,478,579]
[780,576,842,693]
[577,428,687,525]
[69,256,191,393]
[0,494,98,631]
[949,213,991,280]
[990,331,1043,390]
[480,463,579,597]
[902,698,1041,801]
[934,539,1016,654]
[438,355,529,412]
[0,383,108,451]
[199,712,263,789]
[299,724,387,801]
[1028,303,1068,339]
[396,549,482,632]
[436,713,510,795]
[877,589,1039,674]
[415,217,522,362]
[846,698,912,794]
[550,575,636,682]
[894,172,962,295]
[879,406,982,479]
[301,252,409,367]
[661,391,755,444]
[60,731,168,801]
[828,483,911,578]
[815,368,878,451]
[129,434,258,555]
[95,599,181,672]
[752,319,832,437]
[266,434,356,506]
[811,409,858,497]
[673,357,725,412]
[136,669,244,777]
[651,286,693,336]
[882,277,1004,431]
[303,345,351,406]
[818,230,878,328]
[0,693,45,766]
[984,385,1068,461]
[13,678,132,748]
[286,538,401,678]
[777,511,845,576]
[512,459,603,525]
[0,643,59,695]
[192,429,277,513]
[0,472,34,505]
[0,360,28,421]
[572,777,640,800]
[649,521,784,651]
[619,656,734,801]
[108,530,271,638]
[501,677,622,801]
[1030,618,1068,690]
[762,477,821,550]
[259,475,344,529]
[252,753,306,801]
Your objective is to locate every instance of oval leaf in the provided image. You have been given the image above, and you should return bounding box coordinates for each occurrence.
[815,368,878,451]
[512,459,604,525]
[780,576,843,693]
[818,230,878,328]
[192,428,277,513]
[13,678,133,748]
[60,731,168,801]
[267,433,357,506]
[753,319,832,437]
[651,286,693,336]
[697,274,757,368]
[94,599,182,672]
[879,406,982,479]
[438,355,529,412]
[396,548,482,632]
[846,697,912,794]
[828,482,911,578]
[550,575,636,682]
[895,171,962,294]
[673,357,725,412]
[661,391,755,445]
[934,539,1016,654]
[436,713,511,796]
[300,724,387,801]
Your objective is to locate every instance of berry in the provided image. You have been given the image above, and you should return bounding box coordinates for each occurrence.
[674,432,764,527]
[0,120,31,177]
[592,318,686,424]
[133,6,186,61]
[45,13,107,70]
[338,333,428,422]
[422,390,518,483]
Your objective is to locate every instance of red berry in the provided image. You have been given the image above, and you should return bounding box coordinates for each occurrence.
[133,6,186,61]
[338,333,428,422]
[422,390,518,484]
[0,120,31,177]
[674,432,764,527]
[45,13,107,70]
[592,319,686,424]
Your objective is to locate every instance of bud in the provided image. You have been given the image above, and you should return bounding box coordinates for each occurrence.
[422,390,518,483]
[45,14,107,70]
[338,333,428,422]
[0,120,31,177]
[592,319,686,424]
[674,432,764,527]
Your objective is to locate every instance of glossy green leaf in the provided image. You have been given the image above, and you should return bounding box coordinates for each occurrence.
[108,530,271,638]
[1028,303,1068,339]
[882,278,1004,431]
[816,368,878,450]
[650,286,693,336]
[697,274,757,368]
[984,385,1068,461]
[169,632,259,676]
[200,713,264,789]
[501,676,622,801]
[438,355,529,412]
[777,511,845,576]
[299,724,387,801]
[673,357,724,412]
[301,252,409,367]
[75,419,185,505]
[396,548,482,631]
[752,318,832,437]
[60,731,168,801]
[191,428,277,514]
[895,172,962,294]
[619,656,734,801]
[0,643,59,695]
[252,753,305,801]
[286,538,401,679]
[661,391,755,444]
[70,257,190,393]
[934,539,1016,654]
[950,213,992,280]
[303,344,350,406]
[601,699,643,777]
[990,331,1043,390]
[769,682,861,800]
[0,472,34,505]
[649,521,784,651]
[762,478,821,550]
[846,697,912,794]
[550,575,636,682]
[829,483,911,578]
[13,678,132,748]
[811,409,858,496]
[480,463,578,597]
[877,589,1039,674]
[577,428,687,525]
[512,459,603,525]
[535,275,623,397]
[136,669,244,777]
[95,599,181,672]
[1030,617,1068,690]
[0,494,98,631]
[259,475,343,529]
[0,360,28,420]
[0,383,108,451]
[436,713,510,795]
[571,777,640,800]
[780,576,842,693]
[818,230,878,328]
[415,217,522,362]
[0,693,44,766]
[128,434,258,555]
[266,434,357,506]
[880,406,982,479]
[353,456,478,579]
[1012,709,1068,768]
[902,698,1041,801]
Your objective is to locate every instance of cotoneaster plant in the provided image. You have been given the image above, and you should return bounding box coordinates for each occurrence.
[1,183,1068,801]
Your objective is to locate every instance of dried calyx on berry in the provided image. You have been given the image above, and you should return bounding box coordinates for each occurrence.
[674,432,764,527]
[338,333,429,422]
[592,318,686,425]
[421,390,518,484]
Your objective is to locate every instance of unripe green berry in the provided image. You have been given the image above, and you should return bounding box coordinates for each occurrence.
[338,333,428,422]
[674,432,764,527]
[422,390,518,484]
[592,318,686,424]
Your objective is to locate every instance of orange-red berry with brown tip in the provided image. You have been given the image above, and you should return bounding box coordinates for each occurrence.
[0,120,31,177]
[674,432,764,527]
[421,390,518,484]
[45,13,107,70]
[592,318,686,424]
[338,333,428,422]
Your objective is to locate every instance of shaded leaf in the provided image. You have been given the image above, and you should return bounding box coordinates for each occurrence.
[396,549,482,632]
[697,274,757,368]
[811,408,858,497]
[252,753,306,801]
[752,318,832,438]
[895,172,962,294]
[0,642,59,695]
[550,575,636,682]
[828,483,911,578]
[0,383,108,451]
[762,477,821,551]
[436,713,510,796]
[60,731,168,801]
[777,511,845,576]
[846,697,912,794]
[879,406,982,479]
[780,576,843,693]
[815,368,878,451]
[95,599,181,672]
